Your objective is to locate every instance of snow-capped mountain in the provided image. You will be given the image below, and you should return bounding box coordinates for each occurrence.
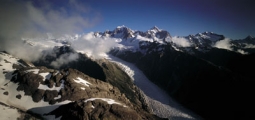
[22,25,254,56]
[3,25,255,120]
[185,32,225,47]
[99,26,255,120]
[95,25,171,41]
[90,26,253,55]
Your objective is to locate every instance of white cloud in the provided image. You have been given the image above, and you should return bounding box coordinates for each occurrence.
[214,38,233,51]
[237,49,248,54]
[214,38,250,54]
[243,43,255,49]
[50,53,79,68]
[0,0,101,61]
[71,33,118,59]
[171,36,191,47]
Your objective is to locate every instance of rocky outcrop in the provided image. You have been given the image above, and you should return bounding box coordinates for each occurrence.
[11,67,127,105]
[1,51,166,119]
[9,65,165,119]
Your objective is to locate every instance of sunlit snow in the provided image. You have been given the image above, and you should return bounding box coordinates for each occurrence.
[84,98,127,107]
[73,77,91,86]
[107,55,198,119]
[25,69,40,74]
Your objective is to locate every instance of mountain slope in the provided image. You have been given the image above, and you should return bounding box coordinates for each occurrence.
[109,36,255,119]
[0,51,166,120]
[107,55,199,119]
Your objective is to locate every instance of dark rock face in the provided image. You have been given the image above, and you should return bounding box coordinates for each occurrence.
[43,90,58,102]
[32,89,45,102]
[14,70,44,96]
[111,44,255,120]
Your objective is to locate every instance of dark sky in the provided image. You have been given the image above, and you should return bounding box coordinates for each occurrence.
[1,0,255,39]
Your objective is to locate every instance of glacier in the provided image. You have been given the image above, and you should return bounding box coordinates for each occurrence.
[107,55,199,119]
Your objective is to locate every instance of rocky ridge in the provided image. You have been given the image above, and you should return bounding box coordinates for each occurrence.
[0,51,166,120]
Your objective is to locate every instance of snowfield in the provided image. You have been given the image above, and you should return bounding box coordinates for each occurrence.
[108,55,199,119]
[0,103,21,120]
[0,52,71,119]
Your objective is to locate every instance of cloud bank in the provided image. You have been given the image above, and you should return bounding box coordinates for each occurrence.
[0,0,101,61]
[214,38,233,51]
[171,36,191,47]
[243,43,255,49]
[214,38,249,54]
[71,33,118,59]
[50,53,79,68]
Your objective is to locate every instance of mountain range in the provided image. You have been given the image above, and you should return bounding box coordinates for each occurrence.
[1,26,255,120]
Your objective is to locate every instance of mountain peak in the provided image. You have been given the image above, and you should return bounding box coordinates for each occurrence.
[150,26,161,32]
[115,25,131,32]
[116,25,126,29]
[245,35,254,40]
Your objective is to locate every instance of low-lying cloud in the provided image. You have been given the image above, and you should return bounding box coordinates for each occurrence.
[50,53,79,68]
[171,36,191,47]
[0,0,101,61]
[214,38,233,51]
[214,38,249,54]
[243,43,255,49]
[71,33,118,59]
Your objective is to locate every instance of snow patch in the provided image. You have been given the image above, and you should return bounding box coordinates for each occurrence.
[25,69,40,74]
[73,77,91,86]
[54,95,61,100]
[39,72,51,81]
[84,98,126,107]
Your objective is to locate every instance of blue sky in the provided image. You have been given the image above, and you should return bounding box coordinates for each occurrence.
[75,0,254,39]
[6,0,255,39]
[74,0,255,39]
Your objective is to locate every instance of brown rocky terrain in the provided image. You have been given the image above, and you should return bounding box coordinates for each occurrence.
[8,64,165,119]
